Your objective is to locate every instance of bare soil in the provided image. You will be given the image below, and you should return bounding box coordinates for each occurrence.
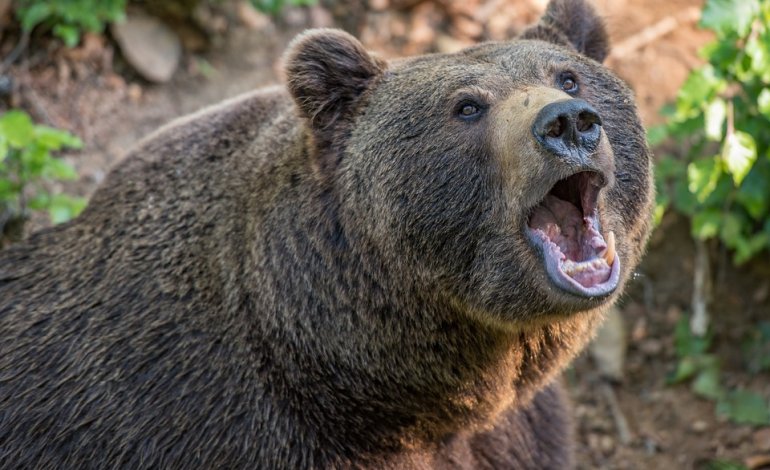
[3,0,769,468]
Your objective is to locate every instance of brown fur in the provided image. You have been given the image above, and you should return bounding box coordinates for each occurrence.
[0,1,653,468]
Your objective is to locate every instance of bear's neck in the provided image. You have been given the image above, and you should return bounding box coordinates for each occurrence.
[246,170,598,465]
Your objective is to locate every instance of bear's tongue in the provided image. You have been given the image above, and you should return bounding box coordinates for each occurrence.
[528,194,615,288]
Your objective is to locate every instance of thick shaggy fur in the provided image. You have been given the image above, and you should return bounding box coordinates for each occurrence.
[0,1,653,468]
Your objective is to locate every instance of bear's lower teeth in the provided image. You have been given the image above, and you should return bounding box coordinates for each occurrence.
[562,258,609,275]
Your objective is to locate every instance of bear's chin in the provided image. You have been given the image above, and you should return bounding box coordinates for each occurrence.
[526,170,620,299]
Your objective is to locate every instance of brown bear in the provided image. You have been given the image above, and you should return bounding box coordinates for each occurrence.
[0,0,653,468]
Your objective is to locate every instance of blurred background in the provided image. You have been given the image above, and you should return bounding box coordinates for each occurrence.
[0,0,768,468]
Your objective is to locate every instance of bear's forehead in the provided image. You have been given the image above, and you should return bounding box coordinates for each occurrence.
[387,40,581,88]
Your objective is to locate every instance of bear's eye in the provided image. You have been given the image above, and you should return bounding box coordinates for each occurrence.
[461,104,478,116]
[558,73,579,94]
[457,101,483,121]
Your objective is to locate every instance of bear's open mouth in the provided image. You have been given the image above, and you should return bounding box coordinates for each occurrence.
[526,171,620,298]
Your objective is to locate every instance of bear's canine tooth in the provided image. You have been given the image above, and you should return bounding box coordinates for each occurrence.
[602,231,616,265]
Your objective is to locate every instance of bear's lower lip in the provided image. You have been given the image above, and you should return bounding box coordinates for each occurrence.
[526,171,620,298]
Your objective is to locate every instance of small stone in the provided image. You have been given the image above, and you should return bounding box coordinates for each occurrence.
[691,420,708,434]
[127,83,143,103]
[111,12,182,83]
[600,435,615,453]
[640,338,662,356]
[754,427,770,452]
[630,316,647,342]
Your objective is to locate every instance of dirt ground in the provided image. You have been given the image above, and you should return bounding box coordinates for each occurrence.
[3,0,769,468]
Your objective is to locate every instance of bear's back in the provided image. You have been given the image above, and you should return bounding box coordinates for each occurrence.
[0,87,310,469]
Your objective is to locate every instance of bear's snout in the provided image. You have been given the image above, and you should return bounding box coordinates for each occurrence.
[532,99,602,165]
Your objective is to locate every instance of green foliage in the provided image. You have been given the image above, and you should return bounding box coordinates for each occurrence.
[0,110,86,227]
[655,0,770,264]
[250,0,317,16]
[12,0,319,46]
[15,0,126,47]
[669,317,770,426]
[706,460,749,470]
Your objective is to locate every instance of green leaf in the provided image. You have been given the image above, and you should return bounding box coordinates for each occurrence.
[19,3,52,31]
[737,161,770,220]
[746,33,770,76]
[719,211,745,247]
[0,110,35,148]
[27,193,50,210]
[48,194,86,224]
[704,98,726,141]
[688,158,722,202]
[758,88,770,119]
[53,24,81,47]
[700,0,760,37]
[692,208,722,240]
[0,135,7,162]
[701,36,740,67]
[716,389,770,425]
[647,124,668,147]
[668,356,699,383]
[673,177,698,215]
[656,156,687,179]
[733,232,770,264]
[0,178,15,202]
[692,365,723,400]
[34,126,82,150]
[42,158,79,180]
[675,316,712,356]
[722,130,757,186]
[653,201,667,226]
[675,66,726,120]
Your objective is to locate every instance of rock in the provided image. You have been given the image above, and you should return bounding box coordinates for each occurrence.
[590,306,627,381]
[111,12,182,83]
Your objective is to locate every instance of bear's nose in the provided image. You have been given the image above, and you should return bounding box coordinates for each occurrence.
[532,99,602,162]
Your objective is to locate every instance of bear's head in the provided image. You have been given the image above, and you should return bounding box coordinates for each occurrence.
[284,0,653,328]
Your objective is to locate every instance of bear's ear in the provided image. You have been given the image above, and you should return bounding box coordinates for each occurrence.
[520,0,609,63]
[284,29,386,131]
